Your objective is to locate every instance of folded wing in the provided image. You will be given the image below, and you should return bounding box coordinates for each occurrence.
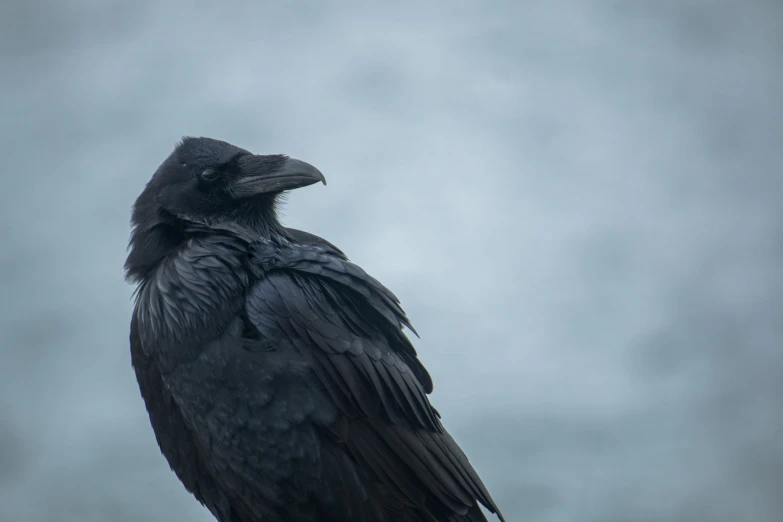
[247,244,504,522]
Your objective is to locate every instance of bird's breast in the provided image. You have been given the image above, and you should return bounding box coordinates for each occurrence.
[134,236,251,371]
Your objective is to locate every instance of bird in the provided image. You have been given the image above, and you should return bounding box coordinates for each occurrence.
[124,136,505,522]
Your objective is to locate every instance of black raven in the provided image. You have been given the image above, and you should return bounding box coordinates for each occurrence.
[124,137,505,522]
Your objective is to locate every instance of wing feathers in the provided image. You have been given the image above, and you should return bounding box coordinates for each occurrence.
[246,259,503,521]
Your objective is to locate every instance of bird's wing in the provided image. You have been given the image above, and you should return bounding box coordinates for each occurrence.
[248,244,504,522]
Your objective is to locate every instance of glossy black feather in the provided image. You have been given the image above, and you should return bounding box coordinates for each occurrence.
[245,258,501,519]
[126,137,504,522]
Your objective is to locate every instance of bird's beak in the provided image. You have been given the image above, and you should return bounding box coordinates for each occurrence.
[231,155,326,198]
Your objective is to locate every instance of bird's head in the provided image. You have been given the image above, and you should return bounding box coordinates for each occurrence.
[125,136,326,282]
[140,136,325,224]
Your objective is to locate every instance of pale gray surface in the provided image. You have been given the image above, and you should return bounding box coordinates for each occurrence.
[1,1,782,521]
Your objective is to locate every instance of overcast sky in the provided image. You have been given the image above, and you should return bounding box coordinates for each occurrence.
[1,1,781,521]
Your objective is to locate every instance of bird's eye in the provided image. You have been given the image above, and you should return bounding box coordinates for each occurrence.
[200,168,220,182]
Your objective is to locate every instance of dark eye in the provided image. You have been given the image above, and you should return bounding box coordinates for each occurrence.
[200,168,220,182]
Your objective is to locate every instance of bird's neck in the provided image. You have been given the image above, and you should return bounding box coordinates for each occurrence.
[125,217,185,285]
[125,204,293,285]
[181,206,293,246]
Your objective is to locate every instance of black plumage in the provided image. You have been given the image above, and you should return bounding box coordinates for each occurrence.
[124,137,505,522]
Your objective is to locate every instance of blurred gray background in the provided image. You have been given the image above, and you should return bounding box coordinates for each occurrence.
[1,1,781,521]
